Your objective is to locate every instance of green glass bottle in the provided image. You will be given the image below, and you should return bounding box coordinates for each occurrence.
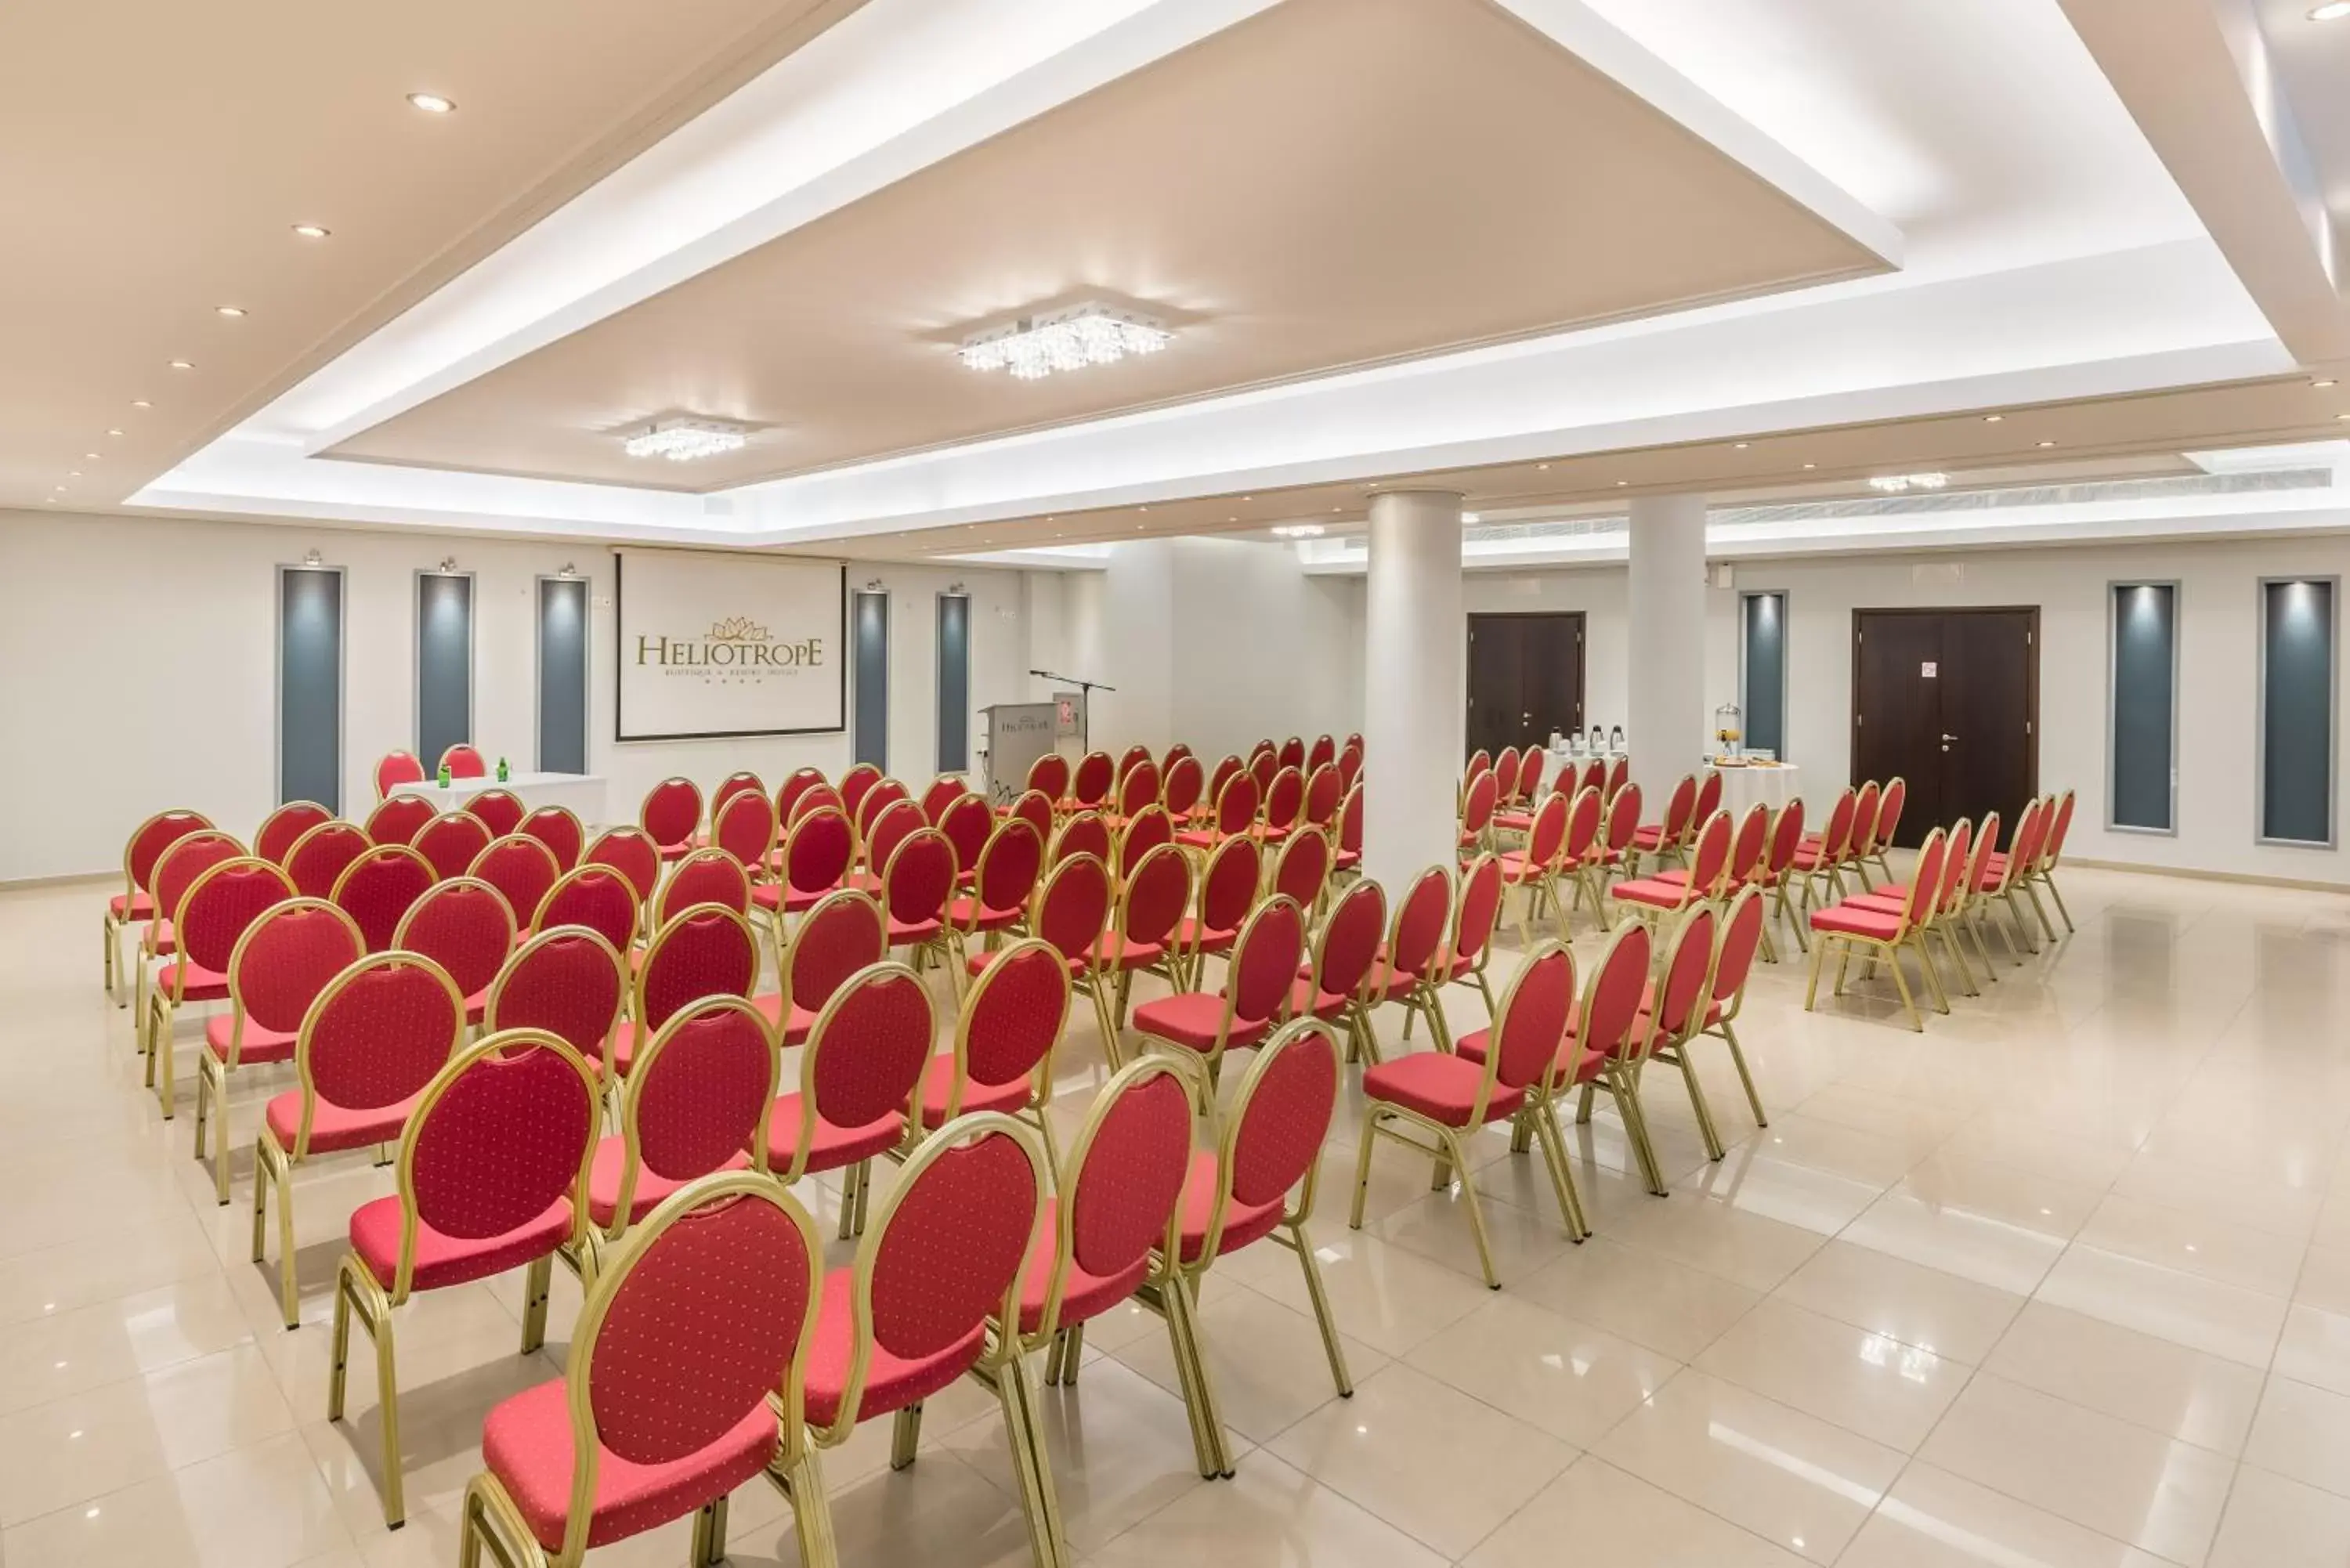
[437,760,452,787]
[497,756,510,782]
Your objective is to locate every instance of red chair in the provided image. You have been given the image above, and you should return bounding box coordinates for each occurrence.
[331,842,436,952]
[1607,755,1630,797]
[367,793,437,848]
[1277,735,1307,773]
[854,778,912,848]
[1849,815,1976,1003]
[1248,745,1279,798]
[948,821,1046,974]
[1354,941,1585,1287]
[758,888,887,1047]
[143,847,294,1111]
[1175,768,1258,853]
[1004,786,1054,845]
[800,1114,1060,1568]
[776,764,828,825]
[285,819,370,900]
[1289,876,1386,1065]
[1654,884,1770,1156]
[1549,919,1663,1188]
[712,789,778,878]
[1117,743,1155,782]
[983,853,1111,999]
[1842,780,1885,891]
[919,774,967,824]
[1115,804,1173,886]
[1793,786,1857,911]
[486,927,628,1077]
[1302,763,1342,829]
[1162,742,1195,771]
[938,791,993,885]
[1806,827,1948,1033]
[1692,768,1723,826]
[1491,746,1523,808]
[584,826,662,917]
[1112,760,1160,826]
[413,810,493,882]
[2026,787,2077,936]
[1611,904,1718,1191]
[1611,809,1732,923]
[879,827,956,972]
[790,781,845,826]
[464,787,527,840]
[1336,743,1363,793]
[1050,810,1112,867]
[1021,752,1071,811]
[1426,853,1506,1038]
[837,761,884,820]
[1271,825,1331,914]
[1202,755,1246,822]
[253,952,465,1327]
[1752,797,1809,957]
[1495,789,1570,944]
[1464,748,1491,784]
[1864,775,1908,882]
[1578,757,1608,798]
[613,905,759,1077]
[375,751,426,800]
[1093,843,1193,1053]
[710,770,768,828]
[532,865,640,952]
[854,799,925,893]
[763,959,932,1240]
[1516,746,1547,809]
[1629,773,1697,872]
[1370,864,1452,1051]
[1175,835,1260,990]
[255,801,331,866]
[1067,750,1115,811]
[754,807,855,948]
[654,848,752,927]
[519,804,585,872]
[439,743,488,780]
[468,834,561,936]
[1307,734,1336,774]
[583,996,775,1265]
[461,1173,831,1568]
[1554,786,1607,930]
[1169,1020,1353,1475]
[1162,753,1205,824]
[1457,768,1499,854]
[1258,765,1305,844]
[193,898,363,1202]
[394,876,515,1022]
[641,777,705,864]
[104,808,212,1003]
[331,1029,599,1524]
[919,938,1067,1165]
[1975,797,2049,959]
[1333,782,1365,879]
[1134,895,1303,1081]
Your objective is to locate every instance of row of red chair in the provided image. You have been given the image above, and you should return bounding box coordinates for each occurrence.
[374,742,488,798]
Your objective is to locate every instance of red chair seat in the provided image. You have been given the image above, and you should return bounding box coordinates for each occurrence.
[1492,811,1535,833]
[584,1137,753,1230]
[140,919,177,957]
[483,1378,777,1554]
[1810,905,1904,940]
[1791,845,1835,871]
[1018,1198,1145,1334]
[1173,916,1238,953]
[1495,851,1553,881]
[1286,977,1351,1021]
[655,843,695,864]
[1843,892,1911,917]
[1132,992,1270,1053]
[750,881,841,916]
[153,960,230,1003]
[946,895,1022,933]
[803,1270,982,1427]
[916,1056,1030,1127]
[264,1090,421,1155]
[109,891,154,921]
[1361,1051,1524,1129]
[748,992,819,1047]
[1098,933,1166,971]
[1364,944,1433,1000]
[1983,851,2011,873]
[887,916,944,947]
[1248,824,1294,844]
[759,1095,903,1176]
[349,1194,574,1292]
[1335,848,1361,873]
[1176,1148,1283,1264]
[966,947,1090,981]
[1610,876,1689,909]
[1172,829,1224,851]
[204,1013,298,1065]
[1631,825,1669,851]
[464,988,490,1026]
[1457,1024,1612,1086]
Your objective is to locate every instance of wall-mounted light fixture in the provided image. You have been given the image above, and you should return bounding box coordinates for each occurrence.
[302,548,324,568]
[946,581,967,595]
[558,562,578,579]
[864,578,884,592]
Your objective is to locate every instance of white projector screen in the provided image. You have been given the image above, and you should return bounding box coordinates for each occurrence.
[614,548,845,741]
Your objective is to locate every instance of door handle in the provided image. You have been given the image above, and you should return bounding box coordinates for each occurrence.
[1940,732,1958,742]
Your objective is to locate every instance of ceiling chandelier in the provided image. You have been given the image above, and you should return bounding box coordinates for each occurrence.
[623,418,749,462]
[960,302,1171,381]
[1867,471,1950,494]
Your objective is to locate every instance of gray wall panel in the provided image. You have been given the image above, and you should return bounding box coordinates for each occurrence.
[416,573,474,771]
[537,577,589,774]
[937,593,970,773]
[1741,591,1787,758]
[853,590,888,771]
[277,566,342,812]
[2261,578,2336,847]
[2109,583,2176,833]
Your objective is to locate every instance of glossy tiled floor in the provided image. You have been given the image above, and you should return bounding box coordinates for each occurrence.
[13,858,2350,1567]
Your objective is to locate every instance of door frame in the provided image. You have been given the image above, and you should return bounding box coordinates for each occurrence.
[1466,610,1587,757]
[1849,605,2041,793]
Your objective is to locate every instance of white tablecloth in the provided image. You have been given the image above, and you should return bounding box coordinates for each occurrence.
[397,771,608,826]
[1714,763,1800,815]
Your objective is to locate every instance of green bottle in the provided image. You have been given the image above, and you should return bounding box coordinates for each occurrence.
[437,760,452,787]
[497,756,510,782]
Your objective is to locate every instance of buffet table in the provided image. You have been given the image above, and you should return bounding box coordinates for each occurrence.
[396,771,608,827]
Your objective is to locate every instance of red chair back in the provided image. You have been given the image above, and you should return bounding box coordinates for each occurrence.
[413,811,492,882]
[790,782,844,825]
[1711,887,1767,1007]
[1459,770,1498,837]
[712,771,766,821]
[393,877,515,999]
[949,941,1068,1105]
[1580,758,1607,797]
[1248,749,1278,797]
[2042,789,2076,868]
[635,906,759,1034]
[783,891,887,1020]
[1007,788,1054,844]
[1492,747,1522,806]
[1604,782,1643,856]
[534,865,639,949]
[780,807,855,900]
[1765,797,1806,879]
[1033,854,1112,968]
[1465,750,1491,782]
[376,752,427,800]
[1452,854,1505,966]
[776,766,827,825]
[1070,751,1115,808]
[1119,844,1192,951]
[1964,812,2001,910]
[1162,754,1205,820]
[487,928,627,1068]
[1311,878,1386,1000]
[1991,800,2046,894]
[1606,756,1630,797]
[123,809,215,903]
[1052,811,1112,867]
[1652,904,1719,1041]
[1336,745,1363,793]
[1039,1060,1191,1331]
[331,844,435,952]
[1338,784,1365,860]
[175,858,295,977]
[1273,828,1331,911]
[293,954,464,1152]
[1303,764,1342,827]
[1525,791,1570,870]
[439,744,487,781]
[1307,735,1336,773]
[1387,865,1452,981]
[855,779,912,842]
[1577,921,1653,1068]
[657,848,752,927]
[1693,769,1723,825]
[152,829,247,939]
[1893,829,1948,938]
[464,789,526,840]
[1228,896,1305,1030]
[1563,786,1602,865]
[880,829,955,930]
[838,763,884,818]
[285,821,369,900]
[714,790,778,873]
[1024,752,1070,804]
[862,800,924,881]
[1687,811,1734,899]
[469,834,560,930]
[938,793,992,877]
[1216,1021,1336,1230]
[367,794,437,848]
[1935,818,1973,919]
[1206,755,1245,812]
[1727,803,1770,883]
[1519,747,1547,801]
[255,802,331,866]
[1116,760,1160,819]
[641,778,704,855]
[1494,944,1575,1094]
[920,775,967,825]
[519,805,584,871]
[1115,744,1152,782]
[621,997,778,1192]
[1211,770,1260,837]
[1116,805,1173,881]
[1264,766,1306,833]
[1875,776,1907,850]
[1197,836,1262,936]
[801,963,931,1146]
[970,822,1044,919]
[1849,780,1883,861]
[226,899,364,1050]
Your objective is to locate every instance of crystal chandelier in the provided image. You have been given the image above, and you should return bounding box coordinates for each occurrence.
[960,303,1172,381]
[1866,471,1950,494]
[622,418,750,462]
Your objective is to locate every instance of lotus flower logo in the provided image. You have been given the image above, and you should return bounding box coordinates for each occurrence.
[707,616,771,641]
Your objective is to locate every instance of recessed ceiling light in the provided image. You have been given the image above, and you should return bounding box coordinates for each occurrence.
[2337,412,2350,421]
[82,452,99,459]
[1801,462,1817,470]
[1733,442,1750,450]
[2310,2,2350,20]
[1537,462,1550,470]
[1462,511,1481,523]
[1982,414,2004,423]
[67,471,81,478]
[167,359,193,370]
[215,305,246,318]
[2316,378,2339,388]
[407,92,456,114]
[2037,439,2057,446]
[105,428,123,437]
[291,223,331,240]
[130,399,150,408]
[1615,480,1629,487]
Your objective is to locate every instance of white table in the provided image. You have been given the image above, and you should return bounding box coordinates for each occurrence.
[1712,762,1800,815]
[1542,749,1625,789]
[397,771,608,827]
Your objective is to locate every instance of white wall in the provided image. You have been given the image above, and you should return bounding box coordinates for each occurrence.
[0,509,1032,881]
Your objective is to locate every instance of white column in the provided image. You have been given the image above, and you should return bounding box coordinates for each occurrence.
[1363,490,1465,894]
[1626,493,1708,803]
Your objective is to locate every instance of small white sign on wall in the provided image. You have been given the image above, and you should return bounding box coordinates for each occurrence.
[1921,661,1939,677]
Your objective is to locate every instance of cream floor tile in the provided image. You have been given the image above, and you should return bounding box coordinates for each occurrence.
[1731,1112,1932,1188]
[2073,1191,2308,1296]
[1839,1461,2173,1568]
[2111,1150,2325,1241]
[709,1448,1040,1568]
[1936,1112,2142,1189]
[1267,1364,1574,1559]
[1237,1229,1491,1359]
[1109,1284,1381,1444]
[2275,1304,2350,1396]
[0,1215,223,1328]
[2205,1463,2350,1568]
[1364,1180,1580,1285]
[1517,1236,1762,1361]
[1600,1190,1825,1293]
[1694,1297,1972,1452]
[1403,1294,1679,1447]
[1770,1239,2026,1364]
[2293,1241,2350,1313]
[1916,1372,2236,1565]
[2242,1375,2350,1500]
[1678,1149,1885,1236]
[2035,1244,2288,1367]
[1839,1185,2070,1296]
[1983,1300,2266,1455]
[0,1271,253,1415]
[1462,1455,1807,1568]
[1594,1369,1905,1564]
[1897,1152,2110,1236]
[1087,1451,1445,1568]
[0,1430,352,1568]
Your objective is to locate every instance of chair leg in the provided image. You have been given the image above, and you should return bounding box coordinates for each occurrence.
[1714,1020,1768,1128]
[1910,934,1952,1014]
[690,1498,730,1568]
[1672,1050,1726,1162]
[890,1402,924,1472]
[837,1160,866,1242]
[996,1354,1072,1568]
[777,1445,841,1568]
[519,1254,553,1353]
[102,912,118,1003]
[1289,1223,1354,1396]
[1159,1277,1232,1477]
[1447,1131,1502,1289]
[371,1292,406,1526]
[1614,1077,1669,1197]
[1528,1105,1589,1240]
[1347,1115,1379,1230]
[2041,873,2074,934]
[1885,945,1924,1033]
[1803,936,1830,1012]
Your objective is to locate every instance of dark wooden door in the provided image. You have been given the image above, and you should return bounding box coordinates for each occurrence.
[1467,612,1585,760]
[1852,609,2038,846]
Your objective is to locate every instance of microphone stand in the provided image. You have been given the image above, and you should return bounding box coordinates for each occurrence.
[1029,670,1117,753]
